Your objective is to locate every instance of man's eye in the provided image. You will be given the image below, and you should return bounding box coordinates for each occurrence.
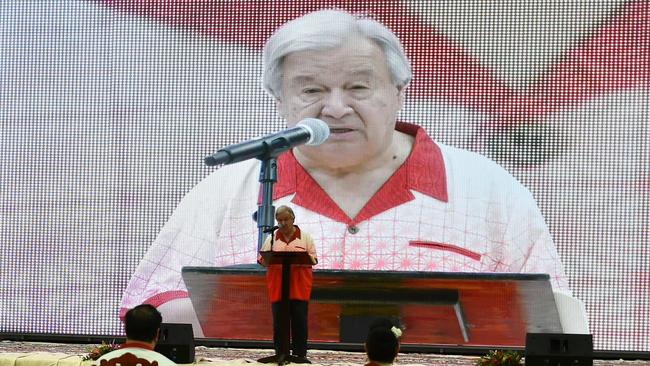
[350,84,369,90]
[302,88,321,94]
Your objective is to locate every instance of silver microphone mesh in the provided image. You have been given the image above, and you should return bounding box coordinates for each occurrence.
[297,118,330,145]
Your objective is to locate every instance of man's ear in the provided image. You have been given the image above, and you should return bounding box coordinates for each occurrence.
[276,98,287,120]
[397,85,407,111]
[154,328,160,343]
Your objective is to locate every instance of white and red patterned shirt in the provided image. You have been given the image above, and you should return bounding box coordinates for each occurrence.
[95,342,176,366]
[120,122,569,313]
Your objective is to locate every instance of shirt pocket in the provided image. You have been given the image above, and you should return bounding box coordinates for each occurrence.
[408,240,482,262]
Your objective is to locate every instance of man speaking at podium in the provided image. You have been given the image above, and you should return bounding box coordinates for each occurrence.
[258,205,318,364]
[120,9,570,336]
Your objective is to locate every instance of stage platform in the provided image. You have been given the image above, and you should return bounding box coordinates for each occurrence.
[1,341,649,366]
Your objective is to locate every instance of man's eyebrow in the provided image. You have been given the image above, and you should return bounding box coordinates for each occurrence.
[288,75,317,85]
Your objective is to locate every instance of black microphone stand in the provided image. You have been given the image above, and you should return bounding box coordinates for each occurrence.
[257,155,279,252]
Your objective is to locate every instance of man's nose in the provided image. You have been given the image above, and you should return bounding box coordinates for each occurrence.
[321,90,353,119]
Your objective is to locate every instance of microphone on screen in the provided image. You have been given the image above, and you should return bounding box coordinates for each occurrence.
[204,118,330,166]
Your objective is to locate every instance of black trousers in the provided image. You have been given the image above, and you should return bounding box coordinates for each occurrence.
[271,300,308,357]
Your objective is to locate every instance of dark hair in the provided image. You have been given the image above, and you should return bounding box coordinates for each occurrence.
[124,304,162,342]
[366,318,400,363]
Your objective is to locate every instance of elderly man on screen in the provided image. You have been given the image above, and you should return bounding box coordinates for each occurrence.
[120,9,570,336]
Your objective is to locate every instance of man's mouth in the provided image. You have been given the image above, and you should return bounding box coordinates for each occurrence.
[329,128,354,134]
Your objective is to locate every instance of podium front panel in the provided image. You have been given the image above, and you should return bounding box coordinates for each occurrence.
[182,267,561,347]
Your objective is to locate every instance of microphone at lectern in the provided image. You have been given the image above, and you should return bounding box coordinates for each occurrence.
[263,226,280,233]
[204,118,330,166]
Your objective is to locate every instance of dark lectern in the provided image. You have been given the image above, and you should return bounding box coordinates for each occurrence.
[258,251,314,364]
[182,268,562,349]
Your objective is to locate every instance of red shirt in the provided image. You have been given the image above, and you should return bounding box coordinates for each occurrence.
[260,227,317,302]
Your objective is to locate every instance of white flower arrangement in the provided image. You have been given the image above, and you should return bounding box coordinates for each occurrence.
[390,326,403,338]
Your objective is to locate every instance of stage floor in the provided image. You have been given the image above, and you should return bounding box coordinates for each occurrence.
[1,341,649,366]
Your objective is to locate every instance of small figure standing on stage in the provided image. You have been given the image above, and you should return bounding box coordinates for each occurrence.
[259,205,318,364]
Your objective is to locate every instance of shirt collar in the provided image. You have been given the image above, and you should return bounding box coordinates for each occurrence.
[275,226,301,243]
[120,341,155,351]
[272,122,448,225]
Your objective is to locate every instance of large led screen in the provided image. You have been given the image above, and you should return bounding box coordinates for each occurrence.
[1,0,648,352]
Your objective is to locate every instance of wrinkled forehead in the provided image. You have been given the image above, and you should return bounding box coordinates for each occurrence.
[281,37,389,81]
[284,34,382,63]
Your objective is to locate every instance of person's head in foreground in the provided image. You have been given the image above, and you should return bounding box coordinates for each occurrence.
[124,304,163,345]
[263,9,412,175]
[365,318,402,365]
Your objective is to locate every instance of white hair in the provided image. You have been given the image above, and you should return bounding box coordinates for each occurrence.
[275,205,295,219]
[262,9,412,99]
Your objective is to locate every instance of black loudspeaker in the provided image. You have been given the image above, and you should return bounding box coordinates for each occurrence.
[338,305,400,343]
[340,315,384,342]
[525,333,593,366]
[154,323,195,363]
